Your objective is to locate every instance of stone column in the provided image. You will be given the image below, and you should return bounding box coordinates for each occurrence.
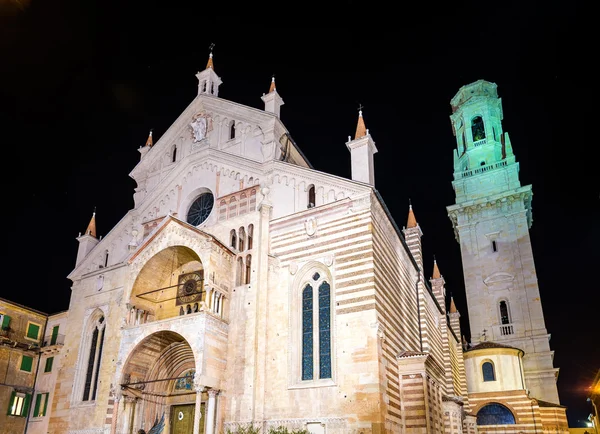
[124,396,137,434]
[193,384,204,434]
[206,389,219,434]
[110,394,121,434]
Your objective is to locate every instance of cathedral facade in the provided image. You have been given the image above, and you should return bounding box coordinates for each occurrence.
[1,54,568,434]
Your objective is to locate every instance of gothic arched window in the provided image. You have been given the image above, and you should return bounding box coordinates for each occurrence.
[247,224,254,250]
[482,361,496,382]
[477,403,515,425]
[499,300,510,325]
[471,116,486,141]
[82,313,106,401]
[236,257,244,286]
[229,121,236,140]
[245,255,251,284]
[301,272,332,381]
[172,145,177,163]
[230,229,237,249]
[238,227,246,251]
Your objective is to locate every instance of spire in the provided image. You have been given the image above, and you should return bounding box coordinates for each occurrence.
[206,43,215,70]
[145,129,153,147]
[85,210,97,238]
[269,75,276,93]
[355,107,367,139]
[407,202,417,228]
[449,296,458,313]
[432,259,441,279]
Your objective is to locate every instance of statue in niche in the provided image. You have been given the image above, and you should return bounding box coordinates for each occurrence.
[190,112,212,143]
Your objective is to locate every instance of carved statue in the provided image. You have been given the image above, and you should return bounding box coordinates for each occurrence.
[190,116,207,142]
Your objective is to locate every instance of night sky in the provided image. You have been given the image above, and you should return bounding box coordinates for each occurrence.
[1,0,597,427]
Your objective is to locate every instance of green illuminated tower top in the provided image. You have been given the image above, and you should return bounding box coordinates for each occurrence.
[449,80,526,212]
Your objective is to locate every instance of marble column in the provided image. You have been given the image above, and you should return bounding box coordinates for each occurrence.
[192,384,204,434]
[110,394,121,434]
[124,396,137,434]
[206,389,218,434]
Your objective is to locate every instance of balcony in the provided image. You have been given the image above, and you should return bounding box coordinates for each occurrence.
[0,327,41,351]
[454,159,508,180]
[473,138,487,147]
[41,333,65,355]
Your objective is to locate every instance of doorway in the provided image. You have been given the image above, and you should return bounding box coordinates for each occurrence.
[170,403,206,434]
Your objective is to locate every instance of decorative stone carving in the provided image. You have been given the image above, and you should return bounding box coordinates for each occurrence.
[289,261,298,275]
[304,217,317,237]
[190,112,212,143]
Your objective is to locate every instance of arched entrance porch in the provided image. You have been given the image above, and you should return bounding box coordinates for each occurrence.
[117,331,218,434]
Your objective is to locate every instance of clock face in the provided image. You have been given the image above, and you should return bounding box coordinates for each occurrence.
[187,193,214,226]
[176,271,204,306]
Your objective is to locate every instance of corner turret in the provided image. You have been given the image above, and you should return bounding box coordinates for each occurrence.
[346,108,377,186]
[76,211,99,266]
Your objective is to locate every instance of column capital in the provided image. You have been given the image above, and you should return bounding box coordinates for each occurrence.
[207,388,220,397]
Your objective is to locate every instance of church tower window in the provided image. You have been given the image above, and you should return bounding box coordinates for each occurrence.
[482,361,496,382]
[238,227,246,251]
[307,185,315,208]
[230,230,237,249]
[236,257,243,286]
[499,300,510,324]
[229,121,236,140]
[172,145,177,163]
[247,224,253,250]
[245,255,251,284]
[301,271,332,381]
[471,116,486,141]
[491,240,498,252]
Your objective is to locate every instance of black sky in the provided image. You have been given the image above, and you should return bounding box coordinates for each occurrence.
[1,0,597,427]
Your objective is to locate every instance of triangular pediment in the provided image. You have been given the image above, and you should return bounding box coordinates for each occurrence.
[127,215,234,266]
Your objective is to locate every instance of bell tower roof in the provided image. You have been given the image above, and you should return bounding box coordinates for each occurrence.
[145,129,153,147]
[432,259,441,279]
[85,210,97,238]
[407,204,417,228]
[205,52,214,70]
[355,109,367,139]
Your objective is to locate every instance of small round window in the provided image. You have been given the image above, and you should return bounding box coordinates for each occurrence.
[186,192,214,226]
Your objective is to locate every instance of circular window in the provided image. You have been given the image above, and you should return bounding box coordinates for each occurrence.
[186,192,214,226]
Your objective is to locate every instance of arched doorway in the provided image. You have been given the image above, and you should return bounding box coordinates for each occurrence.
[119,331,207,434]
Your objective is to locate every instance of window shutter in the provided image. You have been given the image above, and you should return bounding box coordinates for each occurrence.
[27,323,40,339]
[22,393,32,417]
[44,357,54,373]
[1,314,10,329]
[51,326,59,345]
[33,394,42,418]
[20,356,33,372]
[7,391,16,415]
[42,393,49,416]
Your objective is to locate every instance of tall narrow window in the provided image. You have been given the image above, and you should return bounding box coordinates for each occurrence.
[104,250,109,268]
[499,300,510,324]
[482,361,496,382]
[301,284,314,380]
[245,255,251,284]
[238,227,246,251]
[172,146,177,163]
[308,185,315,208]
[300,271,332,381]
[33,392,49,417]
[83,316,105,401]
[230,229,237,249]
[236,257,244,286]
[471,116,485,141]
[229,121,236,140]
[492,240,498,252]
[247,224,253,250]
[318,282,331,379]
[44,356,54,373]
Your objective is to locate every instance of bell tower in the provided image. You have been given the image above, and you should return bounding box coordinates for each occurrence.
[446,80,561,404]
